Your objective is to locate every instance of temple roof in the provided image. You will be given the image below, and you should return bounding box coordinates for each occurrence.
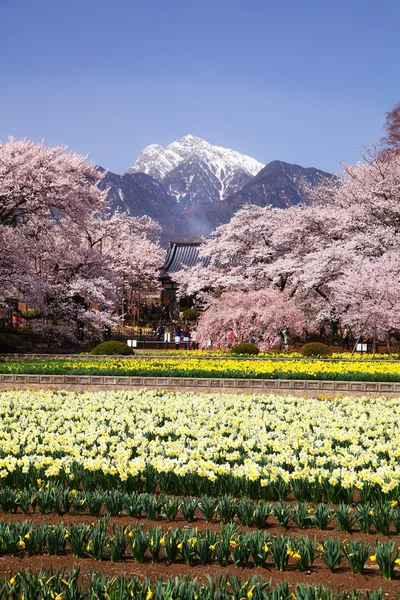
[159,242,210,280]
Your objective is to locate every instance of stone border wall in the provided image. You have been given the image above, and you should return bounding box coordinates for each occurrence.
[1,374,399,394]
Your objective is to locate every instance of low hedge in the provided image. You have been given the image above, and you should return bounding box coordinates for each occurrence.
[300,342,333,358]
[231,342,260,355]
[90,341,134,356]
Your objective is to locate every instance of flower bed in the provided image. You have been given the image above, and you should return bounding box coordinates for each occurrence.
[2,356,400,381]
[0,389,399,595]
[0,565,394,598]
[0,390,399,496]
[0,518,398,578]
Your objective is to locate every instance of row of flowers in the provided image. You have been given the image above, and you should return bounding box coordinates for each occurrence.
[0,390,398,498]
[1,567,384,600]
[3,356,400,381]
[129,350,400,360]
[1,485,400,536]
[2,518,400,579]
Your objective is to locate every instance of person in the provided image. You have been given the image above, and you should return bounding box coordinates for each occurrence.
[342,325,350,350]
[155,324,164,340]
[183,327,190,350]
[281,327,290,351]
[103,325,111,341]
[227,330,235,349]
[170,298,179,321]
[162,303,170,319]
[248,329,256,344]
[191,329,198,350]
[174,327,181,350]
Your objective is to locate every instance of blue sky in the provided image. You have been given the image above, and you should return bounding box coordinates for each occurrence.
[1,0,399,174]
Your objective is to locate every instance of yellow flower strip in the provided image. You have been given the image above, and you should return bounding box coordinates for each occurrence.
[3,357,400,381]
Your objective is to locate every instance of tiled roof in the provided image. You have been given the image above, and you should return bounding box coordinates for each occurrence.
[159,243,210,280]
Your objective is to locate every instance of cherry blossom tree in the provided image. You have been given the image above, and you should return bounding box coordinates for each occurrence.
[82,210,164,322]
[280,146,400,326]
[176,144,400,343]
[174,204,284,300]
[9,213,118,341]
[332,253,400,350]
[0,137,163,342]
[196,289,306,350]
[382,102,400,149]
[0,137,106,226]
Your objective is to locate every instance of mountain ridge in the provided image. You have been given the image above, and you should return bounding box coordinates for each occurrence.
[102,136,335,244]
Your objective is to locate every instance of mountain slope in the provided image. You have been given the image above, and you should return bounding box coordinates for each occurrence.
[99,169,176,217]
[99,169,180,243]
[224,160,335,211]
[176,160,335,237]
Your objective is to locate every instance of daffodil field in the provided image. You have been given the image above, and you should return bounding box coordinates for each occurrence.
[0,389,399,499]
[0,388,400,594]
[3,355,400,381]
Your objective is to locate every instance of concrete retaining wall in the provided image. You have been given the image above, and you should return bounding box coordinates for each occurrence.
[0,373,399,394]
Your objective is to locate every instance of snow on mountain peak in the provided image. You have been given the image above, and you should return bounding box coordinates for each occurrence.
[175,134,206,144]
[126,143,182,181]
[126,135,264,202]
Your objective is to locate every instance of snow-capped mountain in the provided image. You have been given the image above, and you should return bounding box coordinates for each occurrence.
[102,136,334,244]
[127,134,264,202]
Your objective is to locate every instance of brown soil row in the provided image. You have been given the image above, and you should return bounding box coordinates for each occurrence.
[0,511,398,544]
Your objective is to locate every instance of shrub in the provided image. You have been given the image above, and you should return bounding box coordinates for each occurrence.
[300,342,332,358]
[231,342,259,355]
[91,341,134,356]
[181,309,201,321]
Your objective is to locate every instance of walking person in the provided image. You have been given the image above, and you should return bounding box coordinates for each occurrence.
[342,325,350,351]
[191,329,198,350]
[281,327,290,352]
[227,330,235,349]
[183,327,190,350]
[174,326,181,350]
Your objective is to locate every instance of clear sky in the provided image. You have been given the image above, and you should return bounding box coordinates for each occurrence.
[1,0,399,175]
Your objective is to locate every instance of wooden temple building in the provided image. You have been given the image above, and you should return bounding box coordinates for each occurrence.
[159,242,210,309]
